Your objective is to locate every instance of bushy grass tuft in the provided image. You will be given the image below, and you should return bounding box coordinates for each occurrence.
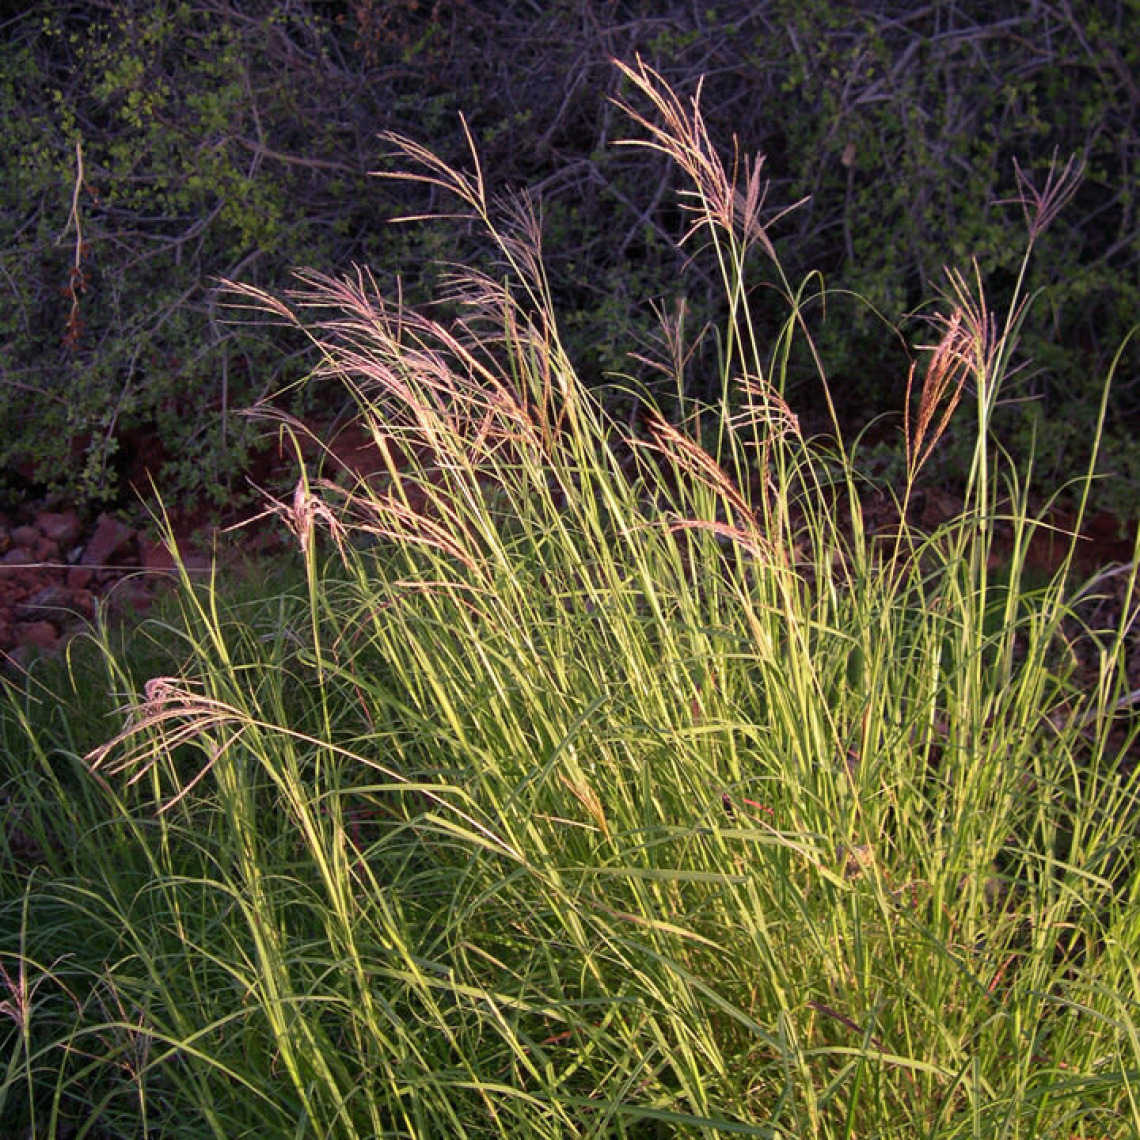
[3,61,1139,1138]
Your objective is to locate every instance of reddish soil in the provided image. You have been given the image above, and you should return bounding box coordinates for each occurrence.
[0,420,384,671]
[2,423,1137,713]
[0,504,208,669]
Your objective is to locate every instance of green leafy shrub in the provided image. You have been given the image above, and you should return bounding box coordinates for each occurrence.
[765,0,1140,504]
[2,1,1137,516]
[0,1,390,505]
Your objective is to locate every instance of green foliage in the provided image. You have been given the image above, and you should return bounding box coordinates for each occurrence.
[0,1,386,505]
[763,0,1140,488]
[2,1,1138,517]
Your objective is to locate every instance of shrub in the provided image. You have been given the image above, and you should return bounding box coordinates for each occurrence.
[2,1,1137,517]
[765,1,1140,506]
[0,1,388,504]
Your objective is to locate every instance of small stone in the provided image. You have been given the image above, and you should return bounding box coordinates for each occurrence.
[138,533,179,573]
[33,535,59,562]
[82,514,137,567]
[106,579,154,615]
[69,589,96,620]
[15,620,60,652]
[15,584,83,622]
[67,566,95,590]
[36,510,84,547]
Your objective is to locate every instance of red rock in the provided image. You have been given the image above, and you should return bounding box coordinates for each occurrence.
[138,533,179,573]
[106,580,154,615]
[178,548,212,574]
[11,525,39,548]
[15,620,59,651]
[139,530,212,575]
[1,537,58,565]
[33,535,59,562]
[81,514,137,568]
[16,584,91,622]
[70,588,96,619]
[36,510,83,547]
[67,566,95,590]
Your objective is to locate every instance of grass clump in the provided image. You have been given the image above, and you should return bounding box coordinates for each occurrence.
[3,61,1140,1138]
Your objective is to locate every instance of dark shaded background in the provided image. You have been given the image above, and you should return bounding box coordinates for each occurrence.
[2,1,1137,514]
